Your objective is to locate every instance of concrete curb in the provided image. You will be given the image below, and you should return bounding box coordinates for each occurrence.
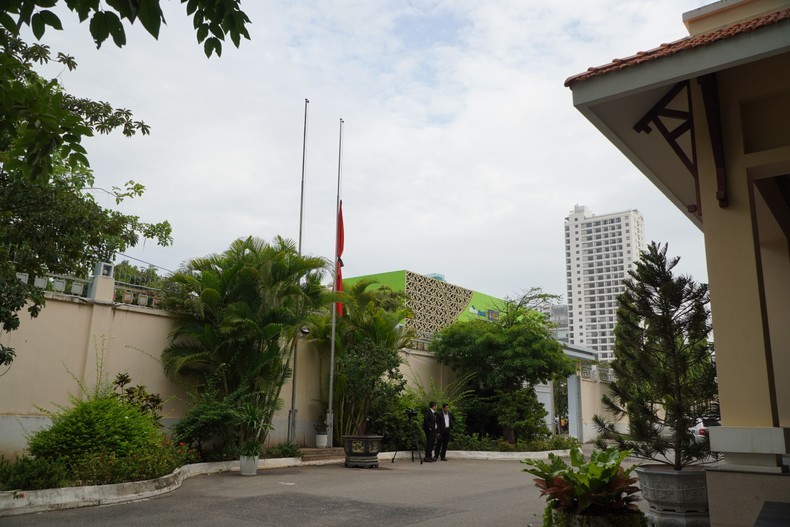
[0,450,568,516]
[0,457,303,517]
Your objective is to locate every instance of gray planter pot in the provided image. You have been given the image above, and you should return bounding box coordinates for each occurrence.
[550,510,647,527]
[341,435,383,468]
[239,455,259,476]
[636,465,709,527]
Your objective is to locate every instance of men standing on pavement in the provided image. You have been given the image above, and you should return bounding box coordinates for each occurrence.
[423,401,438,463]
[433,403,455,461]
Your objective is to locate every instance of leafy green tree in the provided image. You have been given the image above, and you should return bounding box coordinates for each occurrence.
[0,153,172,366]
[597,242,717,469]
[114,260,166,289]
[308,280,414,443]
[431,290,574,442]
[336,338,406,436]
[162,236,327,452]
[1,0,250,365]
[1,1,250,58]
[497,386,550,443]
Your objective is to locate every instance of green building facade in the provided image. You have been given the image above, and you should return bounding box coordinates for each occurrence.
[344,270,504,349]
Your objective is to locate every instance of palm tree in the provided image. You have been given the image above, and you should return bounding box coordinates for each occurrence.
[309,280,414,440]
[162,236,328,450]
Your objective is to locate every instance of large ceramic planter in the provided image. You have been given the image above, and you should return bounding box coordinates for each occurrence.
[636,465,709,526]
[550,510,647,527]
[341,435,383,468]
[315,433,328,448]
[239,455,259,476]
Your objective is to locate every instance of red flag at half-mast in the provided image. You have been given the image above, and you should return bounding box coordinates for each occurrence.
[335,200,344,316]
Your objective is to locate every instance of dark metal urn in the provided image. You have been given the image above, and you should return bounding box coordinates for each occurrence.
[341,435,383,468]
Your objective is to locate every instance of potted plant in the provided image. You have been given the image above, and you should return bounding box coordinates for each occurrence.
[234,396,272,476]
[523,447,646,527]
[314,421,328,448]
[308,280,413,468]
[337,337,406,468]
[594,242,718,526]
[238,439,262,476]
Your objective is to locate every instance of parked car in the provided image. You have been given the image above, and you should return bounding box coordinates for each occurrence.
[688,417,720,443]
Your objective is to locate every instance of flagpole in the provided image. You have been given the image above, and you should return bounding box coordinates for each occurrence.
[326,117,344,447]
[288,98,309,445]
[297,98,309,254]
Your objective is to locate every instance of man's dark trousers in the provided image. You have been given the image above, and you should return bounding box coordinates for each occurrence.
[434,411,454,460]
[423,408,436,461]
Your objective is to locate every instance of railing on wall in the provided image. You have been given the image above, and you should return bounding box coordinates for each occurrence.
[578,364,615,384]
[580,364,595,380]
[113,281,164,309]
[16,272,89,298]
[597,367,614,383]
[17,272,164,310]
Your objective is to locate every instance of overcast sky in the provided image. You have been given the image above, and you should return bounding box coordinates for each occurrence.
[35,0,712,300]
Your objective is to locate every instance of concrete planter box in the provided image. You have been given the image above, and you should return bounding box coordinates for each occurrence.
[342,435,383,468]
[636,465,709,526]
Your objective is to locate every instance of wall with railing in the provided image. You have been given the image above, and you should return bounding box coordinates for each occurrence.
[0,270,450,457]
[1,269,614,456]
[579,364,627,440]
[0,271,190,458]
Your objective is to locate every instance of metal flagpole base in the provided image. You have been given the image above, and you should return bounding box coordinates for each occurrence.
[325,411,334,448]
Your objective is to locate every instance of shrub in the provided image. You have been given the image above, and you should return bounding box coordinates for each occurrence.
[523,435,580,452]
[265,443,302,459]
[28,396,162,465]
[113,372,164,422]
[0,439,195,490]
[497,387,552,443]
[173,388,239,461]
[449,432,579,452]
[375,394,422,452]
[0,456,70,490]
[68,440,196,486]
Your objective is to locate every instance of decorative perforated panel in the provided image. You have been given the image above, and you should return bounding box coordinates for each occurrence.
[404,271,473,342]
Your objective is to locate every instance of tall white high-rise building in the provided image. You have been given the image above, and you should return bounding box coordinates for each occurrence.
[564,205,645,361]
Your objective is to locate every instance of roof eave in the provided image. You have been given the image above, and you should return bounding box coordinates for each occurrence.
[566,23,790,230]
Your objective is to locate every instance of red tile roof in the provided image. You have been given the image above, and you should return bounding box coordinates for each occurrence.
[565,7,790,87]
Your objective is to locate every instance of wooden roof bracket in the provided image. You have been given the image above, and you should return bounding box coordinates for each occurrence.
[633,81,703,218]
[698,73,729,208]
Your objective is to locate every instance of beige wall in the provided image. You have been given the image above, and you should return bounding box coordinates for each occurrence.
[1,281,601,456]
[0,288,192,458]
[683,54,790,527]
[693,52,790,430]
[0,285,462,456]
[400,349,452,390]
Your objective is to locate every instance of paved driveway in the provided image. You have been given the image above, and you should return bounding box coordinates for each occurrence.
[2,459,551,527]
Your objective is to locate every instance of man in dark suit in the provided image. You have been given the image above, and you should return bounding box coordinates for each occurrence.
[433,403,455,461]
[423,401,438,463]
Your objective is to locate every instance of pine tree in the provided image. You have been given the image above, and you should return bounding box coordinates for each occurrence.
[598,242,717,469]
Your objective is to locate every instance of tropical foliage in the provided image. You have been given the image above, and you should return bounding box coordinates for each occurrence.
[162,236,327,454]
[595,242,717,469]
[523,447,645,526]
[431,290,574,443]
[309,280,413,442]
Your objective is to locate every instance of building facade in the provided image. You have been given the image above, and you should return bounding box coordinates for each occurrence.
[343,270,504,351]
[565,1,790,523]
[564,205,645,361]
[548,304,569,343]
